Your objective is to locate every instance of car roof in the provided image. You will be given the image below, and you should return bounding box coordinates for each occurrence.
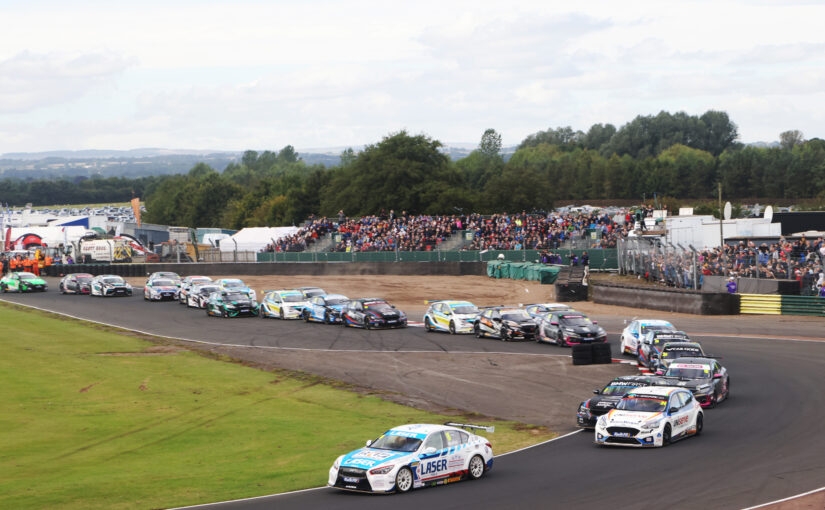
[626,386,685,397]
[296,286,324,291]
[388,424,465,436]
[358,298,387,303]
[218,278,244,283]
[98,274,122,278]
[67,273,93,277]
[637,320,674,326]
[430,300,475,307]
[322,294,348,300]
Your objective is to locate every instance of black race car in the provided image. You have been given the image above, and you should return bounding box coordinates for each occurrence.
[638,330,691,369]
[474,307,537,341]
[659,357,730,408]
[59,273,94,294]
[342,298,407,329]
[652,341,706,373]
[538,312,606,346]
[205,290,260,318]
[576,375,666,429]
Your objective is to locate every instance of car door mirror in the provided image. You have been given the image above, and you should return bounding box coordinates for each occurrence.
[493,317,501,322]
[365,439,373,447]
[423,447,437,455]
[592,321,598,325]
[593,389,600,394]
[713,373,722,379]
[669,407,678,414]
[550,321,559,326]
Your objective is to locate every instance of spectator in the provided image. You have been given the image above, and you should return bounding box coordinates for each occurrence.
[726,277,737,294]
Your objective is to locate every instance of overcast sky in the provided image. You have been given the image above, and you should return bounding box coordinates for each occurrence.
[1,0,824,153]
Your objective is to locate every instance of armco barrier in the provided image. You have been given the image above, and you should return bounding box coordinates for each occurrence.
[739,294,781,315]
[592,282,738,315]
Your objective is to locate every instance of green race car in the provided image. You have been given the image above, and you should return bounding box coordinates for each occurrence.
[1,272,48,292]
[205,290,260,318]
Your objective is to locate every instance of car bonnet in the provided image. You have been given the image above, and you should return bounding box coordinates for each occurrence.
[339,447,413,470]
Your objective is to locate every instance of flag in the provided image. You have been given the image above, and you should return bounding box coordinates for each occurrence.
[131,197,142,227]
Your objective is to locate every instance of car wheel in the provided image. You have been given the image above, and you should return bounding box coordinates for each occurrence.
[474,324,483,338]
[556,332,566,347]
[279,309,284,320]
[424,317,432,332]
[449,321,456,335]
[468,455,485,480]
[303,310,310,322]
[1,284,6,293]
[223,309,229,318]
[323,311,330,324]
[395,467,413,493]
[662,424,672,446]
[695,413,703,436]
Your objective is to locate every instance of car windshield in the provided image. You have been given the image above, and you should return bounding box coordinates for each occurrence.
[159,273,178,279]
[325,297,348,306]
[663,347,703,359]
[223,281,244,288]
[641,324,674,334]
[282,294,304,303]
[601,384,643,396]
[225,292,247,301]
[451,304,479,314]
[561,316,591,327]
[199,286,220,296]
[303,289,324,297]
[666,367,711,379]
[19,273,38,280]
[77,276,92,283]
[103,277,124,284]
[365,302,393,312]
[501,310,530,321]
[616,396,668,412]
[152,279,175,287]
[369,433,423,452]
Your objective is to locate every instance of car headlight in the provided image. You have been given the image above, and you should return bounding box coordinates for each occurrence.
[697,384,712,392]
[597,416,607,427]
[369,465,394,475]
[641,418,662,431]
[333,455,344,470]
[504,320,518,327]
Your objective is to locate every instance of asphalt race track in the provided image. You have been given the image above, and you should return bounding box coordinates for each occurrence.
[3,280,825,510]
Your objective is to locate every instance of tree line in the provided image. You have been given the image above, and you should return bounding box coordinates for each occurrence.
[3,110,824,228]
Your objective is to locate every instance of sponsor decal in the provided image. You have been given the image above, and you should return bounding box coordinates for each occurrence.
[419,458,448,477]
[673,415,689,426]
[353,450,395,461]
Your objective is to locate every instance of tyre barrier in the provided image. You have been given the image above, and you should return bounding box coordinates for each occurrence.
[592,343,612,364]
[571,343,612,366]
[572,344,593,365]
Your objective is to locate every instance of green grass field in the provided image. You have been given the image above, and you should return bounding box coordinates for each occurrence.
[0,303,555,509]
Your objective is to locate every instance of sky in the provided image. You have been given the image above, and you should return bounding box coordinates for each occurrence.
[1,0,824,153]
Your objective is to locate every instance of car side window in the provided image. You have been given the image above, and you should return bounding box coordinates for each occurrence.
[443,430,461,448]
[682,392,693,405]
[423,432,444,451]
[458,431,469,444]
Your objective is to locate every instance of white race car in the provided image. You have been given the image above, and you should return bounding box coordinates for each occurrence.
[143,278,180,301]
[260,290,307,319]
[329,423,494,493]
[186,283,223,308]
[620,319,675,355]
[423,300,479,334]
[89,275,133,297]
[595,386,703,447]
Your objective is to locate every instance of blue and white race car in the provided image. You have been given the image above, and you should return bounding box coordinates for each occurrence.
[329,423,494,493]
[215,278,256,300]
[620,319,676,355]
[423,300,479,334]
[143,278,180,301]
[260,290,307,319]
[302,294,349,324]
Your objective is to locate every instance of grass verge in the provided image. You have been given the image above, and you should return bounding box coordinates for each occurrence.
[0,303,555,510]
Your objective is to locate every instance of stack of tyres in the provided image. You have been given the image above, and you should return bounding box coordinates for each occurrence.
[572,344,593,365]
[592,343,612,364]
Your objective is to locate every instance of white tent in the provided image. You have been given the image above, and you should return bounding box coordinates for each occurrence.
[218,226,299,252]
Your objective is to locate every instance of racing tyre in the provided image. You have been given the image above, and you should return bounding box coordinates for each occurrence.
[223,309,229,318]
[1,284,6,293]
[500,329,509,342]
[279,309,284,320]
[303,310,310,322]
[662,424,672,446]
[323,311,331,324]
[695,413,703,436]
[449,321,456,335]
[556,332,566,347]
[424,317,433,332]
[474,324,483,338]
[395,467,413,493]
[468,455,485,480]
[572,344,593,365]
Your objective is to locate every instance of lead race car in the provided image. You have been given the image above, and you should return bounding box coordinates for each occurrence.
[329,423,494,493]
[577,375,666,429]
[1,271,47,292]
[595,386,703,447]
[423,300,479,334]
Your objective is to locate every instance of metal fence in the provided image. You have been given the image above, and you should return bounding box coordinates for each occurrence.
[617,238,700,289]
[198,248,257,263]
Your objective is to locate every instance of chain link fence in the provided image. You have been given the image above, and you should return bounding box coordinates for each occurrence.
[618,238,700,289]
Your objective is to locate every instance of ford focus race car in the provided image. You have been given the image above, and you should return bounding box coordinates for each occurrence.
[260,290,307,319]
[302,294,349,324]
[205,290,259,318]
[638,330,691,369]
[620,319,676,355]
[1,271,47,292]
[329,423,494,493]
[178,276,212,304]
[595,386,703,447]
[90,275,132,297]
[660,358,730,408]
[143,278,180,301]
[474,307,537,340]
[215,278,256,300]
[423,300,479,334]
[538,312,606,346]
[652,341,706,373]
[577,376,666,429]
[343,298,407,329]
[59,273,93,294]
[186,283,222,308]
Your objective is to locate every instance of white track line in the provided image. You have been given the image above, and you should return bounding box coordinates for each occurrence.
[741,485,825,510]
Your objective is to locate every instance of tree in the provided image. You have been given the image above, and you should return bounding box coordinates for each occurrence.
[339,147,357,167]
[278,145,299,163]
[779,130,805,150]
[479,129,502,160]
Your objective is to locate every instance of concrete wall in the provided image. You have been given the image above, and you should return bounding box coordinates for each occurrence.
[592,282,739,315]
[703,275,800,295]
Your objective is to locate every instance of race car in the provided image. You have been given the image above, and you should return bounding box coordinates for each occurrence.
[302,294,350,324]
[652,342,707,373]
[594,386,703,447]
[660,358,730,408]
[143,278,180,301]
[620,319,676,355]
[205,290,260,318]
[537,311,606,346]
[59,273,93,294]
[576,375,666,429]
[178,275,213,304]
[146,271,181,286]
[260,290,307,319]
[638,330,691,369]
[186,283,223,308]
[343,298,408,329]
[90,275,133,297]
[215,278,256,300]
[296,286,326,299]
[423,300,479,334]
[523,303,572,319]
[329,422,494,493]
[474,307,537,340]
[1,271,48,292]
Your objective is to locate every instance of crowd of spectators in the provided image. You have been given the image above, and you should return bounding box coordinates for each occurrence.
[261,216,336,253]
[329,210,458,252]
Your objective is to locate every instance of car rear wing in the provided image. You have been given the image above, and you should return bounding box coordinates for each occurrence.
[444,422,495,433]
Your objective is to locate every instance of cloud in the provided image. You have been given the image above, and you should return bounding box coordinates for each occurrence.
[0,51,134,113]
